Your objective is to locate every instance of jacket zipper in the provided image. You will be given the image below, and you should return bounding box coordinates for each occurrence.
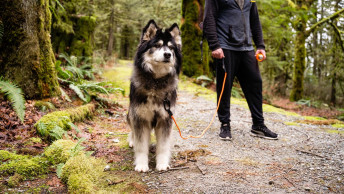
[241,6,248,46]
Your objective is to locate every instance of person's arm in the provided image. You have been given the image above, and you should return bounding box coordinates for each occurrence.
[250,3,265,50]
[203,0,221,51]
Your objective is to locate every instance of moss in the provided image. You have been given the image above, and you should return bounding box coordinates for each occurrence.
[263,104,300,117]
[35,104,95,140]
[0,155,49,177]
[67,104,95,122]
[297,119,342,125]
[34,110,72,139]
[23,137,43,147]
[34,101,55,111]
[181,0,210,77]
[44,139,78,164]
[7,173,23,188]
[67,173,95,193]
[61,153,106,193]
[331,124,344,129]
[284,122,300,126]
[0,150,29,162]
[303,116,326,121]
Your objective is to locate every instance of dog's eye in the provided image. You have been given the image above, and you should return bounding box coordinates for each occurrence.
[168,46,174,50]
[155,44,162,48]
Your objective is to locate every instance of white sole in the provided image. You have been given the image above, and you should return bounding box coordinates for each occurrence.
[250,132,278,140]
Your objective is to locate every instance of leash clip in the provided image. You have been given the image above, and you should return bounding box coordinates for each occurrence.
[163,99,173,117]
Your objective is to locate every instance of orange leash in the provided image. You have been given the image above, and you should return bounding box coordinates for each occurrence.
[171,72,227,140]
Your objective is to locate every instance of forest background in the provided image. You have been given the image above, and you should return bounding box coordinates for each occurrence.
[0,0,344,109]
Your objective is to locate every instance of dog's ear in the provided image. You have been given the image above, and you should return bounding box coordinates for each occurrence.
[141,20,159,42]
[169,23,182,50]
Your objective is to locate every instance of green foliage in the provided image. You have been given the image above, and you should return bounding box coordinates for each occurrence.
[0,79,25,122]
[35,104,95,141]
[7,173,23,188]
[44,139,79,164]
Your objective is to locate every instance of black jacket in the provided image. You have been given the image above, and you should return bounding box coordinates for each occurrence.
[203,0,265,51]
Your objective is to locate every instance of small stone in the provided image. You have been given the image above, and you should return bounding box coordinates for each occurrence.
[112,138,120,143]
[108,132,114,135]
[304,187,311,192]
[268,181,274,185]
[104,165,111,171]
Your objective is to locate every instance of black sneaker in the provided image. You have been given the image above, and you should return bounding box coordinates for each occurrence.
[250,124,278,140]
[219,123,232,141]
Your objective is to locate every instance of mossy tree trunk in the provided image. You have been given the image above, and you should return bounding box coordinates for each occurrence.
[289,1,344,101]
[50,0,96,57]
[0,0,60,99]
[181,0,210,77]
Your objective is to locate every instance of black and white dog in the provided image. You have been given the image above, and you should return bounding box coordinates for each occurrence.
[127,20,182,172]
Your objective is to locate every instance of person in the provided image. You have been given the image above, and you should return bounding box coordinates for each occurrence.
[203,0,278,140]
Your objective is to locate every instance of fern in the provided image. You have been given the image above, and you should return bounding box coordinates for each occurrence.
[77,81,109,95]
[69,84,87,102]
[50,125,68,140]
[59,87,72,102]
[0,79,25,122]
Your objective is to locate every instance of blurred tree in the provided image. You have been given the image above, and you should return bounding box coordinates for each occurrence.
[0,0,60,99]
[50,0,96,57]
[289,0,344,101]
[181,0,210,77]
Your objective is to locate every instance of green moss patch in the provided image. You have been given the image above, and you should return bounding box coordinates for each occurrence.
[297,119,343,126]
[332,123,344,129]
[0,153,49,177]
[61,153,107,193]
[34,101,55,111]
[35,104,95,141]
[284,122,300,126]
[7,173,23,188]
[44,139,79,165]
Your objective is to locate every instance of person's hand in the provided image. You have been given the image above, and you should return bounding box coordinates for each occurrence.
[255,49,266,61]
[212,48,225,59]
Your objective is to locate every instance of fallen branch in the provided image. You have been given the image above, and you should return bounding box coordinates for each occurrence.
[296,149,330,160]
[107,179,125,185]
[196,163,206,175]
[158,166,189,174]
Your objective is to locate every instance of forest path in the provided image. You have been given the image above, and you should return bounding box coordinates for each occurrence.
[105,61,344,193]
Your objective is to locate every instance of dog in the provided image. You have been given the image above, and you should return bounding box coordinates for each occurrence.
[127,20,182,172]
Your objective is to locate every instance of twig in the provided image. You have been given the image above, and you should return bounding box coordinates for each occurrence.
[158,166,189,174]
[296,149,330,160]
[107,179,125,185]
[196,163,206,175]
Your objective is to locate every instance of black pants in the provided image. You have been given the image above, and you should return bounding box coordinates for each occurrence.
[216,49,264,126]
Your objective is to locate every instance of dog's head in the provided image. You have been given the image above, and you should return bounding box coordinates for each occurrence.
[135,20,182,78]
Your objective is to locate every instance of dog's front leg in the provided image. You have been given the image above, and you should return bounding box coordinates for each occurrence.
[155,120,172,171]
[133,127,151,172]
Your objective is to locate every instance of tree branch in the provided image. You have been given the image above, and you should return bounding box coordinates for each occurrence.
[329,21,344,52]
[306,8,344,36]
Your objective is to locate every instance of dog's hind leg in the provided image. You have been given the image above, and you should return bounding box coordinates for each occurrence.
[133,125,151,172]
[128,131,134,148]
[155,119,172,171]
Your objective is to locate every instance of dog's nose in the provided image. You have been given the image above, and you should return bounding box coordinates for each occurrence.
[164,52,171,59]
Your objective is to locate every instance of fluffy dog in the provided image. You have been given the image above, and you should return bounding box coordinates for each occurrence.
[127,20,182,172]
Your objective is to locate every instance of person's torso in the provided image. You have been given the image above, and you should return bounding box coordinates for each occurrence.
[216,0,254,51]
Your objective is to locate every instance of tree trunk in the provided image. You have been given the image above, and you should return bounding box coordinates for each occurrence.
[289,2,344,101]
[107,8,115,57]
[290,23,306,101]
[0,0,60,99]
[181,0,210,77]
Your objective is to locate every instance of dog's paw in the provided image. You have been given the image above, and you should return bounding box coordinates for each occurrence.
[135,164,149,172]
[129,141,134,148]
[156,163,170,171]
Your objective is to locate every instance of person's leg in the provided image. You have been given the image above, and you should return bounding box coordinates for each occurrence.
[236,50,278,139]
[216,49,238,140]
[236,50,264,125]
[216,49,237,124]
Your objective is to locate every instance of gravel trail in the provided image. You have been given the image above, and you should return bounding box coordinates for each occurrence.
[142,90,344,193]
